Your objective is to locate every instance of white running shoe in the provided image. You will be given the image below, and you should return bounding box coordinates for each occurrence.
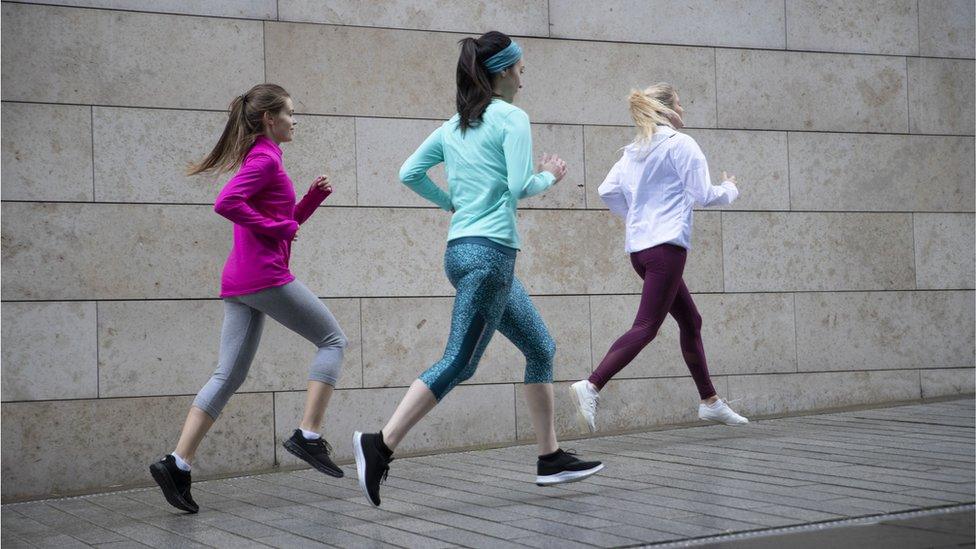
[698,399,749,425]
[569,380,600,433]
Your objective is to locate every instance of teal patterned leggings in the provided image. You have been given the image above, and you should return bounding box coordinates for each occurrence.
[419,240,555,400]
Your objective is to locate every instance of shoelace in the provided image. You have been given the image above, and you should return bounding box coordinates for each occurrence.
[379,455,393,483]
[305,437,334,455]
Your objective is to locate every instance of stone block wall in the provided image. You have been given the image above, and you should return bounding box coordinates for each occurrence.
[2,0,973,500]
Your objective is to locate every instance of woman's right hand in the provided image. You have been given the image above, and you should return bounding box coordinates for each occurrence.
[539,153,568,183]
[721,171,738,186]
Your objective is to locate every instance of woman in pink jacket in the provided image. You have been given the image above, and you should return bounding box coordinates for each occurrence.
[149,84,347,514]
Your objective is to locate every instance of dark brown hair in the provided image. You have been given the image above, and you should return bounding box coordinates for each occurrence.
[456,31,512,133]
[188,83,290,175]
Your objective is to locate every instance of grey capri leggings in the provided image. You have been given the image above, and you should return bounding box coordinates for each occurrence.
[193,280,346,419]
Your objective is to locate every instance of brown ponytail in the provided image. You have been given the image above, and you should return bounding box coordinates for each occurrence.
[456,31,512,133]
[188,83,290,175]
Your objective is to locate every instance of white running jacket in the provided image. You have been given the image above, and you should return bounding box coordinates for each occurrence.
[598,125,738,253]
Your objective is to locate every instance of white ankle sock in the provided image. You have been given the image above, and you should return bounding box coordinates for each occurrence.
[300,428,321,440]
[706,400,723,409]
[171,452,191,471]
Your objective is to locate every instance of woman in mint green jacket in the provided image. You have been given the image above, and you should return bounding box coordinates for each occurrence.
[353,31,603,507]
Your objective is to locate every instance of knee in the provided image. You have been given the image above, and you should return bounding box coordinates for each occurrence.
[318,330,348,351]
[455,362,478,384]
[632,321,661,342]
[680,311,703,333]
[543,336,557,364]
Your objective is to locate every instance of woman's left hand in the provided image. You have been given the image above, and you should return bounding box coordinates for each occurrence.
[313,174,333,193]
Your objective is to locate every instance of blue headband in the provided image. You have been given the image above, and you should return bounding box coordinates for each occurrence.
[483,41,522,74]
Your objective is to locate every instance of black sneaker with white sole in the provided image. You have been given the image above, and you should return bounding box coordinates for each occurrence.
[353,431,393,507]
[149,455,199,513]
[536,449,604,486]
[283,429,344,478]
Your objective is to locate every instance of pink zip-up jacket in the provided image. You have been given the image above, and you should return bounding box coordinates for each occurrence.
[214,135,331,297]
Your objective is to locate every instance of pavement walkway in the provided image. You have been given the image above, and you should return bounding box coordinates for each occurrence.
[3,397,974,548]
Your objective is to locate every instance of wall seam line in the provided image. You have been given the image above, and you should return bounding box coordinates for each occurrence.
[90,106,96,202]
[359,298,365,388]
[792,292,799,373]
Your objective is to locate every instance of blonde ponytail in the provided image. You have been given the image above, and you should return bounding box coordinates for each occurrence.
[628,82,679,142]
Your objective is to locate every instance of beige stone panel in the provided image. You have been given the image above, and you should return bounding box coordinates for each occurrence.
[267,23,715,126]
[726,370,921,417]
[356,117,585,209]
[1,203,227,300]
[516,210,723,295]
[13,0,277,19]
[921,368,976,398]
[1,4,264,109]
[1,393,273,501]
[1,103,93,202]
[516,377,731,441]
[1,302,97,401]
[722,212,916,292]
[517,38,715,127]
[289,207,454,297]
[356,118,445,208]
[789,133,975,212]
[361,296,590,388]
[97,298,362,398]
[278,0,548,36]
[795,291,975,371]
[588,293,796,380]
[919,0,976,58]
[549,0,785,48]
[908,58,976,136]
[914,214,976,289]
[266,23,458,119]
[284,115,358,206]
[583,126,790,211]
[786,0,918,55]
[274,384,515,464]
[716,49,908,133]
[93,108,356,205]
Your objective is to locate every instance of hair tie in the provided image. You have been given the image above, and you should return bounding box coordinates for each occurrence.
[240,94,247,104]
[483,41,522,74]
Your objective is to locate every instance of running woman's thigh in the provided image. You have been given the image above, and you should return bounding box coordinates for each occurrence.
[237,280,346,346]
[496,277,555,383]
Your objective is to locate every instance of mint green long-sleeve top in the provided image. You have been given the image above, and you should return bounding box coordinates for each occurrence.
[398,99,555,250]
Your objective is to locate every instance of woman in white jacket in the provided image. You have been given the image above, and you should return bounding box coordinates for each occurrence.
[570,83,748,431]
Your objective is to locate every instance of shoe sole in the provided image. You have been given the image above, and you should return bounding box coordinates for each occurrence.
[568,383,595,434]
[283,439,345,478]
[536,463,605,486]
[149,463,198,514]
[352,431,380,507]
[699,414,749,426]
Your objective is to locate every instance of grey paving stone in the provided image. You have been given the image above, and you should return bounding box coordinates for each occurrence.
[265,518,401,548]
[251,531,334,548]
[507,517,642,547]
[93,541,152,549]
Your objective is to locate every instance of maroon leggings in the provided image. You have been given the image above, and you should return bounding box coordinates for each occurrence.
[588,243,717,399]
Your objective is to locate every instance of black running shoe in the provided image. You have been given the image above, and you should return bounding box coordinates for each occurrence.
[536,449,604,486]
[353,431,392,507]
[149,455,199,513]
[283,430,344,478]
